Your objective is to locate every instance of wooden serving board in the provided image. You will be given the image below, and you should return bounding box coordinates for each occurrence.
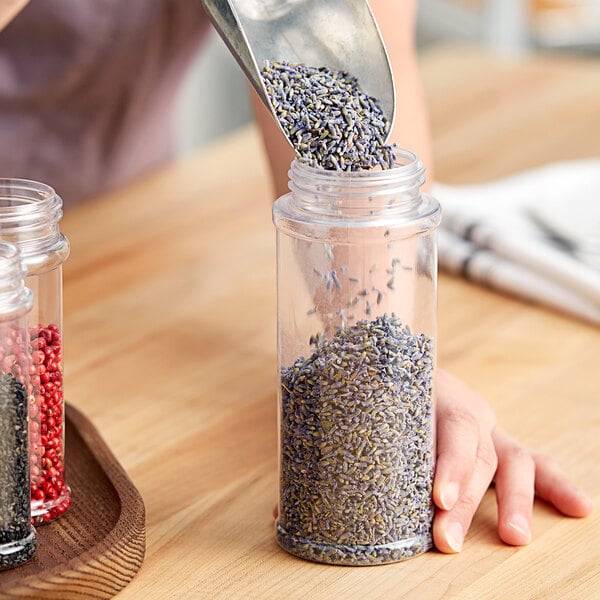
[0,404,146,599]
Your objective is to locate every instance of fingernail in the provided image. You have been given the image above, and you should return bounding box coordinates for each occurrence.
[440,482,459,510]
[445,521,464,553]
[507,514,531,544]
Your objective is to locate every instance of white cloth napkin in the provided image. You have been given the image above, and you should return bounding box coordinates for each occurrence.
[433,158,600,325]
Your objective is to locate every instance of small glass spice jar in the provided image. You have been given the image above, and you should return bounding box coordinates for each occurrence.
[0,241,36,569]
[0,179,71,525]
[272,150,441,566]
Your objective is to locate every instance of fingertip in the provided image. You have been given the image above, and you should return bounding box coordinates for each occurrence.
[434,481,460,511]
[543,486,595,518]
[533,453,593,518]
[434,520,464,554]
[499,514,531,546]
[561,491,594,518]
[440,482,460,511]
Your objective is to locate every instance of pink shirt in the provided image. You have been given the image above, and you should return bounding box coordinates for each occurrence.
[0,0,210,207]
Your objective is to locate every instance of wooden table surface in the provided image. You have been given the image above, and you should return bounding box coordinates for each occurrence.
[61,45,599,599]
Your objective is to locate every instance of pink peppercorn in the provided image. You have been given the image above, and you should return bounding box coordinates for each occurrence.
[27,324,71,524]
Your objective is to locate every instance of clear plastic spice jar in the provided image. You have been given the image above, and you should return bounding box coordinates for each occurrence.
[0,179,71,525]
[0,242,36,569]
[272,150,441,566]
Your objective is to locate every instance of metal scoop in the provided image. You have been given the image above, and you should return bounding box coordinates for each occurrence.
[200,0,396,145]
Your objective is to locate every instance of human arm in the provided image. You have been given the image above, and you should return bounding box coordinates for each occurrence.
[0,0,28,31]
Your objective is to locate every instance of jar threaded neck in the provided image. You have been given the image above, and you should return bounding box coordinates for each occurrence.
[0,179,64,257]
[288,148,426,217]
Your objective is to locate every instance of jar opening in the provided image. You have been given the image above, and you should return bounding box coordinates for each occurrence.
[287,147,426,217]
[0,179,56,208]
[289,148,425,193]
[0,178,64,258]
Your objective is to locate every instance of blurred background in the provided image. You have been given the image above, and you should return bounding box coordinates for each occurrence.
[174,0,600,155]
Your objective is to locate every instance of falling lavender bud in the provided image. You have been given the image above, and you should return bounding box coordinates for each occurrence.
[331,270,342,290]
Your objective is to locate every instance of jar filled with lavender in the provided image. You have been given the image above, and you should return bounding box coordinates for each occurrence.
[272,150,441,566]
[0,179,71,525]
[0,242,36,569]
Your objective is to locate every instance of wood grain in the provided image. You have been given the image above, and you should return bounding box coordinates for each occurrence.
[0,405,145,599]
[46,45,600,599]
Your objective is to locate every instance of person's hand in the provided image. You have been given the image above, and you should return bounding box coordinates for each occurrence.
[432,369,593,553]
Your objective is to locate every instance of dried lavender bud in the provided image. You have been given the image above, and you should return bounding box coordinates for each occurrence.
[0,373,36,569]
[262,61,396,171]
[277,314,434,565]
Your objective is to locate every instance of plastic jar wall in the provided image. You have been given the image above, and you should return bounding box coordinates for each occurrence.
[272,150,441,565]
[0,179,71,525]
[0,242,36,569]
